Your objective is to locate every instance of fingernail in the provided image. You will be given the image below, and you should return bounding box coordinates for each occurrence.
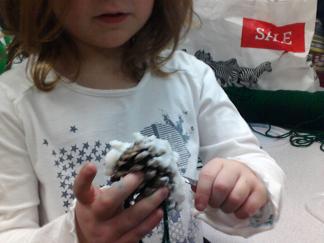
[161,188,169,198]
[196,204,206,211]
[157,208,164,217]
[196,199,206,211]
[132,172,144,180]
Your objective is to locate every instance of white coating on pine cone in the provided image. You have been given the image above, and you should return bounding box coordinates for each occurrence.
[105,133,186,208]
[133,132,179,170]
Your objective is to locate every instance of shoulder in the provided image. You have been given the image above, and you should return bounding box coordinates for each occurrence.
[159,50,222,94]
[161,50,211,77]
[0,60,34,104]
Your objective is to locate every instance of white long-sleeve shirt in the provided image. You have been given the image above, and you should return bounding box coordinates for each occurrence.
[0,51,284,242]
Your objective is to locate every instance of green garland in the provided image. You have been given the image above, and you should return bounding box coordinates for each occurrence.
[250,124,324,151]
[161,203,171,243]
[138,202,170,243]
[0,35,11,74]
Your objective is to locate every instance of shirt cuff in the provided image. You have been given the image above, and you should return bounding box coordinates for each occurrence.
[67,199,79,243]
[194,156,284,238]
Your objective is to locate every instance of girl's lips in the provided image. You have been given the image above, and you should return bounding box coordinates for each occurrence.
[96,13,129,24]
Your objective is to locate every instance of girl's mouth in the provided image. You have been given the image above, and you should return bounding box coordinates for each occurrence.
[96,13,129,24]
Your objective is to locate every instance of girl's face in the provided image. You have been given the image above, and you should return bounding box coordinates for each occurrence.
[53,0,155,50]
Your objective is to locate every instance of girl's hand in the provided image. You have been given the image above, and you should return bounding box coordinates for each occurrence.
[74,163,169,243]
[194,158,268,219]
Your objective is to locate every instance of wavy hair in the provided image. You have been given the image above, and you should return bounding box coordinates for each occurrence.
[0,0,193,91]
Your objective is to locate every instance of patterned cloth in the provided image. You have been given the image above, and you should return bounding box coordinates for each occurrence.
[310,20,324,87]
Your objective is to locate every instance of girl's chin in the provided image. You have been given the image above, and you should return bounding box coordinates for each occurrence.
[75,40,130,52]
[90,37,132,49]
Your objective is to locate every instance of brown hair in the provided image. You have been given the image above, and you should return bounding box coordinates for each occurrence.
[0,0,193,91]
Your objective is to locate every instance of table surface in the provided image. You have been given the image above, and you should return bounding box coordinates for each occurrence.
[203,125,324,243]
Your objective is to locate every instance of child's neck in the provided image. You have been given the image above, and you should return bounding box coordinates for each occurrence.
[58,44,139,90]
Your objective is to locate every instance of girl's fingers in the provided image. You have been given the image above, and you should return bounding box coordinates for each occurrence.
[195,160,222,211]
[103,172,144,203]
[208,168,240,208]
[93,173,144,219]
[111,187,169,238]
[234,184,268,219]
[73,162,97,205]
[220,177,251,213]
[117,208,164,243]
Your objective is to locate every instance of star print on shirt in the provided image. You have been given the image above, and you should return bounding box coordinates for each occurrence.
[50,116,193,214]
[95,141,101,147]
[71,145,78,152]
[70,125,78,133]
[95,155,102,162]
[45,116,200,242]
[83,142,90,150]
[63,200,70,208]
[60,148,67,155]
[61,191,68,198]
[67,154,73,161]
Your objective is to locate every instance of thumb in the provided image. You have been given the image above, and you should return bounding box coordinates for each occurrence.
[73,162,97,205]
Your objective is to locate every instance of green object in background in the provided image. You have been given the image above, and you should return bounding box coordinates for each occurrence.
[0,35,11,74]
[224,87,324,150]
[224,87,324,131]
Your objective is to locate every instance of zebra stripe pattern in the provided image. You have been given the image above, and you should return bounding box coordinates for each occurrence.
[193,49,272,88]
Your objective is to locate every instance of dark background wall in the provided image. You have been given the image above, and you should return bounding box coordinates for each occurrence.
[318,0,324,24]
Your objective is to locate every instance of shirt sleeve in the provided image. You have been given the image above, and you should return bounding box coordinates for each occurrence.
[0,85,78,243]
[195,63,285,237]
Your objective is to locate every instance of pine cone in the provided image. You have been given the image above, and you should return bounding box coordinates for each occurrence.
[105,133,186,209]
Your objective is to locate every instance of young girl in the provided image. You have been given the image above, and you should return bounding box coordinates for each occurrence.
[0,1,284,242]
